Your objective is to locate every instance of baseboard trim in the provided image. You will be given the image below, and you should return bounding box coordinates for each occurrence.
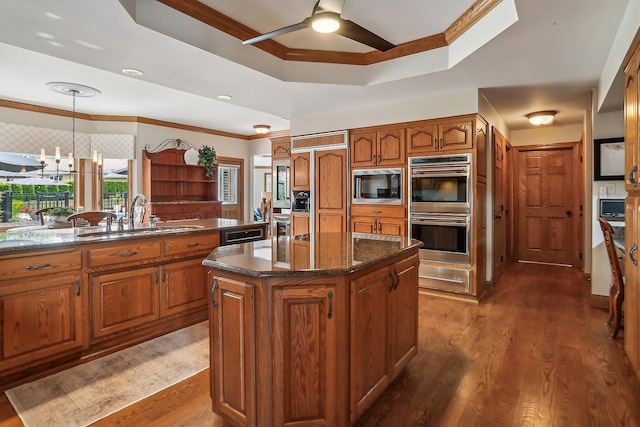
[590,294,609,310]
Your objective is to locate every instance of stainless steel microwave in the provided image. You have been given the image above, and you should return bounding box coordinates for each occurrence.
[352,168,403,204]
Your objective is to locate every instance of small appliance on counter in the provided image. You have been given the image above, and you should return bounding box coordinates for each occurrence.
[291,191,311,212]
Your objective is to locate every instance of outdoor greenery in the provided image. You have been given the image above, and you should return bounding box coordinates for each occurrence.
[48,206,75,217]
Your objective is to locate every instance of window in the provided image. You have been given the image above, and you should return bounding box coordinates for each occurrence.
[218,164,239,204]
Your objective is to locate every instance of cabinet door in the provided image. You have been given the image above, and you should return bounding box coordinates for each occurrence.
[387,255,419,379]
[209,274,255,427]
[272,138,291,158]
[350,132,376,167]
[407,125,438,155]
[161,258,208,317]
[378,218,406,236]
[439,120,473,151]
[316,149,347,233]
[91,266,160,338]
[377,129,405,166]
[292,212,310,236]
[0,274,87,371]
[273,285,338,427]
[350,216,376,233]
[625,197,640,372]
[350,267,390,421]
[291,151,311,191]
[625,58,639,191]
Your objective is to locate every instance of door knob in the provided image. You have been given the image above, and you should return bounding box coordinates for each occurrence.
[566,211,572,216]
[494,214,502,220]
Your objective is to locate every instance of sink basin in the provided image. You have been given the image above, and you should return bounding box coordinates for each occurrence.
[76,225,204,239]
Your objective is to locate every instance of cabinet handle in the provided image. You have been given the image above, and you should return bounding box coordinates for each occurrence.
[25,263,52,270]
[75,277,81,296]
[155,268,159,284]
[630,165,638,187]
[440,138,443,150]
[118,251,138,257]
[630,243,638,266]
[377,154,381,164]
[186,243,200,248]
[162,266,167,282]
[211,280,219,308]
[327,291,333,319]
[388,270,396,292]
[393,269,400,290]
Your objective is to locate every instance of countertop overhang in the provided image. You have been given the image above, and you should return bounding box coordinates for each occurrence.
[203,232,423,277]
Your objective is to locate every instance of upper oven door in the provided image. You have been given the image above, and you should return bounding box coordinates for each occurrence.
[410,164,470,213]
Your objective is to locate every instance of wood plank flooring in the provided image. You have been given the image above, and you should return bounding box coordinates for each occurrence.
[1,262,639,426]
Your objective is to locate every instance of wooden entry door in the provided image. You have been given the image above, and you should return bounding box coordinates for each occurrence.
[516,147,576,265]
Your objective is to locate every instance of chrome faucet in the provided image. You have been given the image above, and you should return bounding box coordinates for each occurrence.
[130,194,149,229]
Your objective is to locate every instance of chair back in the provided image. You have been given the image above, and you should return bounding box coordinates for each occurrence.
[598,218,624,286]
[67,211,116,227]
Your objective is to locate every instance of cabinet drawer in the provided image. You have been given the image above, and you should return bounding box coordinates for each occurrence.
[88,241,162,268]
[165,233,220,256]
[0,250,81,281]
[350,205,406,218]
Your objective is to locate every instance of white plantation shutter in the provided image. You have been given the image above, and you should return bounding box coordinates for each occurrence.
[218,165,238,204]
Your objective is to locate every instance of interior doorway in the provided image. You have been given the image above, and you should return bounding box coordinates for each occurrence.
[513,143,581,266]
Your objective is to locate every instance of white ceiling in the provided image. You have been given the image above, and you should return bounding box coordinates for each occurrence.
[0,0,633,137]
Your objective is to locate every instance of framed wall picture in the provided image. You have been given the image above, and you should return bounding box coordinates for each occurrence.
[594,137,624,181]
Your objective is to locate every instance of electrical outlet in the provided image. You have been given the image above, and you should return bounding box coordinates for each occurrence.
[606,183,616,194]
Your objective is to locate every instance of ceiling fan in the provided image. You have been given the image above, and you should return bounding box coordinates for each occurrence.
[242,0,396,52]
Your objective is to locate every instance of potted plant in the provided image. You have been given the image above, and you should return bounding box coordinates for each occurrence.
[197,145,218,181]
[48,206,75,223]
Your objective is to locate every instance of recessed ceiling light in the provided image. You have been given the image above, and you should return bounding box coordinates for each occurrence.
[122,68,144,76]
[217,95,232,100]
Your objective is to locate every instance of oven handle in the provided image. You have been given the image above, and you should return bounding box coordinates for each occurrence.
[420,275,465,284]
[411,166,468,176]
[411,218,468,227]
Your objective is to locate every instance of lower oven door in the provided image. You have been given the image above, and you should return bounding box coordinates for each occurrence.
[410,212,470,264]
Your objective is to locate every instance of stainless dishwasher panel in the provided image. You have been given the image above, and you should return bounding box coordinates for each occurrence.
[418,262,471,294]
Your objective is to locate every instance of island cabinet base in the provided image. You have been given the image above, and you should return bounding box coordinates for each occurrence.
[207,249,420,427]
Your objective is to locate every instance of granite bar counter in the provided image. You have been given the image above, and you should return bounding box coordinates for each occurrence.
[203,232,422,427]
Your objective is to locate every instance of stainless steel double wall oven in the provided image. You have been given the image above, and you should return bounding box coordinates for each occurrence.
[409,153,472,292]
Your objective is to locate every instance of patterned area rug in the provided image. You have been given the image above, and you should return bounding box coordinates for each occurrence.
[5,321,209,427]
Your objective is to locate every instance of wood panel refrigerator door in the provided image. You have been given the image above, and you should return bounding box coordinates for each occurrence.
[316,149,347,233]
[516,148,574,265]
[291,151,311,191]
[273,286,338,427]
[493,129,507,281]
[209,274,255,427]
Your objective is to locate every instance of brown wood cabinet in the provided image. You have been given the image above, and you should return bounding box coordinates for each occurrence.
[0,272,87,372]
[209,274,256,427]
[142,148,222,220]
[291,151,311,191]
[350,129,405,168]
[624,42,640,380]
[160,258,209,317]
[406,119,473,155]
[350,205,406,236]
[349,254,418,421]
[271,137,291,158]
[273,285,338,426]
[316,149,348,233]
[291,212,310,236]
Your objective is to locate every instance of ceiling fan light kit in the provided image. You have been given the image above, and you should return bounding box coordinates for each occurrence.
[242,0,395,52]
[526,111,557,126]
[311,12,340,33]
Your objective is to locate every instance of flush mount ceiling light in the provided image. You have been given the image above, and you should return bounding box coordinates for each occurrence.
[311,12,341,33]
[526,111,557,126]
[122,68,144,76]
[253,125,271,135]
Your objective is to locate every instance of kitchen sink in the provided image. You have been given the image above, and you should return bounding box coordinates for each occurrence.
[76,225,204,239]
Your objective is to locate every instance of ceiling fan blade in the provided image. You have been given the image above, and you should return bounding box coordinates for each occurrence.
[335,18,395,51]
[243,19,311,45]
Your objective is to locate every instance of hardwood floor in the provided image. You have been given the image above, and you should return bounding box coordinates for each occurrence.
[1,262,639,426]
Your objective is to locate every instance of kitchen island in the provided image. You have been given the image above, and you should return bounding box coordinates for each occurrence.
[0,218,266,390]
[203,232,422,427]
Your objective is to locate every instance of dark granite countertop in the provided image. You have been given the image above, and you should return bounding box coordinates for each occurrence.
[0,218,265,255]
[203,232,423,277]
